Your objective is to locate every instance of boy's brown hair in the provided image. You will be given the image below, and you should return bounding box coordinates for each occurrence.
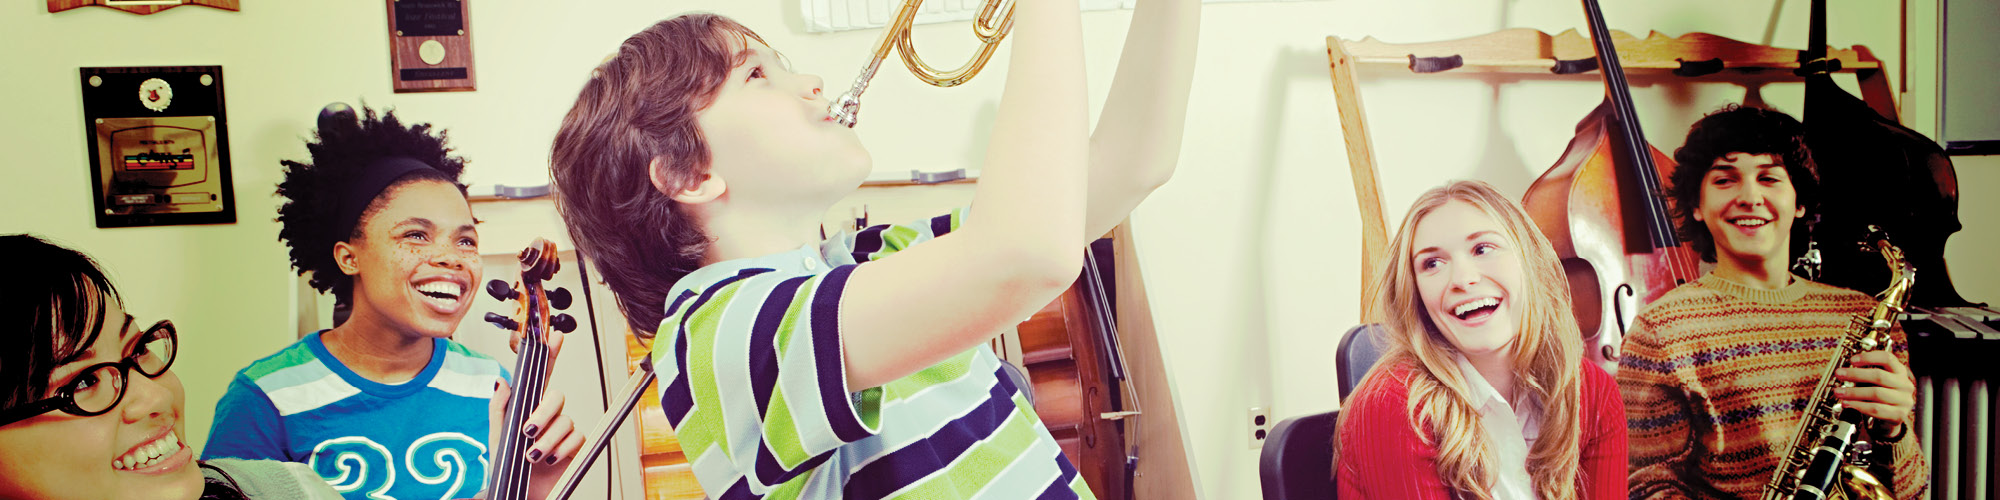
[550,14,764,338]
[1667,104,1821,263]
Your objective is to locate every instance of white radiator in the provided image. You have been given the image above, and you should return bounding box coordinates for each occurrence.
[1910,306,2000,500]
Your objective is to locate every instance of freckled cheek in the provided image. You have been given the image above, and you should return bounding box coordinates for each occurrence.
[437,245,479,269]
[372,245,429,274]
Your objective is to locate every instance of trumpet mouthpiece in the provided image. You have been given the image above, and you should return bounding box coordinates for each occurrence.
[827,91,862,128]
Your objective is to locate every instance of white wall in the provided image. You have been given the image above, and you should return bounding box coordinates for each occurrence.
[2,1,1993,498]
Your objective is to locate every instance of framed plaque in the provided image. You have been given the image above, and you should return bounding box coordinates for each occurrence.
[80,66,236,228]
[387,0,476,92]
[48,0,238,15]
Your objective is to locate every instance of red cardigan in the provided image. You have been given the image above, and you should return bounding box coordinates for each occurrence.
[1335,361,1627,499]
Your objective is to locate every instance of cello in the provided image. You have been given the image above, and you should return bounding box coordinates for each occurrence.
[1015,237,1141,500]
[480,238,581,500]
[1521,0,1704,374]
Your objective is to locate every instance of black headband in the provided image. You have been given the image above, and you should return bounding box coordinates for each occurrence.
[333,156,437,241]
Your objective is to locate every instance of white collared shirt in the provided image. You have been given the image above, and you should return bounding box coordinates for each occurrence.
[1453,354,1542,500]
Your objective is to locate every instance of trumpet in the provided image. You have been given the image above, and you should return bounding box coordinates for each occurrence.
[826,0,1017,127]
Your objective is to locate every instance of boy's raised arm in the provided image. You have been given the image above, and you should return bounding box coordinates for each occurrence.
[840,0,1091,391]
[1085,0,1201,240]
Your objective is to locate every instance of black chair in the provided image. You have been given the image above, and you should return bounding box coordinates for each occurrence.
[1259,325,1388,499]
[999,358,1034,404]
[1336,324,1387,402]
[1259,409,1340,500]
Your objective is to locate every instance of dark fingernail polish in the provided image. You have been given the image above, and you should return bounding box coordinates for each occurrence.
[528,449,543,461]
[524,424,539,437]
[545,454,560,465]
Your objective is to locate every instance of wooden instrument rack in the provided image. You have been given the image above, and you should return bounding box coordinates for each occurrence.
[1328,27,1899,319]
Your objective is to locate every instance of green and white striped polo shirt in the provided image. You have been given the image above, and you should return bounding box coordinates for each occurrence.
[651,209,1093,500]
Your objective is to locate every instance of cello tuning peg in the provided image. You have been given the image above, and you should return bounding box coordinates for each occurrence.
[547,288,573,310]
[486,280,517,301]
[484,312,520,331]
[551,314,578,334]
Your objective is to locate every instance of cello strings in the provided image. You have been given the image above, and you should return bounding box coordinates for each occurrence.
[1579,0,1706,336]
[505,332,533,499]
[1602,0,1705,287]
[520,322,551,498]
[499,293,552,499]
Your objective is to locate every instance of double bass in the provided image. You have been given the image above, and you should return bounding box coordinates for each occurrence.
[1521,0,1704,374]
[1796,0,1968,308]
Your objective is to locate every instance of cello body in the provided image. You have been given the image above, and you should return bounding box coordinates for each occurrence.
[1523,103,1694,374]
[1016,239,1132,500]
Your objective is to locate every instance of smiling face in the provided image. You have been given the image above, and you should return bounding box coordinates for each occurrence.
[1411,200,1529,358]
[338,179,482,338]
[0,300,202,500]
[695,40,871,209]
[1693,152,1806,270]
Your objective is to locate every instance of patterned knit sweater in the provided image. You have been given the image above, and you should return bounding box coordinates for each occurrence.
[1617,273,1928,499]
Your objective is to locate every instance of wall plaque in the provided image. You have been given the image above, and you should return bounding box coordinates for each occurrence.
[80,66,236,228]
[387,0,475,92]
[48,0,238,15]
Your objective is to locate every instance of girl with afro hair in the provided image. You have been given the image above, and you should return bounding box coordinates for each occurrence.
[202,104,580,500]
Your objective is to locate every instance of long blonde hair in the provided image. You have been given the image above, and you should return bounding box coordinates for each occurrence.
[1343,180,1584,500]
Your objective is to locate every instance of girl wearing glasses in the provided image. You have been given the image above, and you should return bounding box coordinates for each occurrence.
[0,234,341,499]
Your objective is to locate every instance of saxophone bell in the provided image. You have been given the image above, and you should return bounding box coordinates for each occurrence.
[1838,463,1895,500]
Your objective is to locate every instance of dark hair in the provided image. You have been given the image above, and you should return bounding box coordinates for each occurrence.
[198,463,251,500]
[551,14,763,338]
[0,235,247,500]
[276,105,468,303]
[1667,104,1821,262]
[0,234,120,411]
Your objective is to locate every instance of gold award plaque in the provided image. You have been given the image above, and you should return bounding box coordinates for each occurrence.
[81,66,237,228]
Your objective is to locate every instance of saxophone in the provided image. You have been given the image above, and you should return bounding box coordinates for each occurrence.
[1763,225,1914,500]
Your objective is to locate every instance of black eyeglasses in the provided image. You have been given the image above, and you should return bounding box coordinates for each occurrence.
[0,320,178,428]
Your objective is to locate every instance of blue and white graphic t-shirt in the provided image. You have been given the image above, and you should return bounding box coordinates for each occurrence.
[203,331,510,500]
